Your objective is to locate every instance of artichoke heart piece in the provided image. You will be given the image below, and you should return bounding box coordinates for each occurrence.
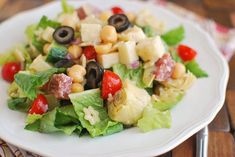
[108,80,151,125]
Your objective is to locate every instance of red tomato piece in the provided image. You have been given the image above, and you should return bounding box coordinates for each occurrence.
[1,62,21,82]
[177,44,197,62]
[29,94,48,115]
[83,46,97,60]
[111,6,124,14]
[101,71,122,99]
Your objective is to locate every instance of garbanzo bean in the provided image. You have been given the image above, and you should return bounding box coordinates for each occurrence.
[100,25,117,43]
[94,43,112,54]
[71,83,84,93]
[68,45,82,59]
[172,62,186,79]
[67,65,86,83]
[126,12,135,23]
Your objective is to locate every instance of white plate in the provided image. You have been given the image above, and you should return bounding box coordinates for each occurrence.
[0,0,229,157]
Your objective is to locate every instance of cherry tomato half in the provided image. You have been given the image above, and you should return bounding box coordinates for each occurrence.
[111,6,124,14]
[101,71,122,99]
[29,94,48,115]
[1,62,21,82]
[177,44,197,62]
[83,46,97,60]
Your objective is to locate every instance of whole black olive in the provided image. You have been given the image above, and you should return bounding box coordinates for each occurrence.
[54,59,75,68]
[53,26,74,44]
[85,61,104,89]
[108,14,130,33]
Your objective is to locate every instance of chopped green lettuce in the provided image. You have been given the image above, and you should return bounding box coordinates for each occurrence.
[69,89,123,137]
[137,105,172,132]
[37,16,61,29]
[161,26,185,46]
[25,106,82,135]
[170,50,182,63]
[142,25,156,37]
[14,68,61,100]
[185,60,208,78]
[61,0,75,14]
[25,24,37,40]
[112,64,148,88]
[7,98,32,112]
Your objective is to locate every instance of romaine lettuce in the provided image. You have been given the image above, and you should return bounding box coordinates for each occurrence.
[37,16,61,29]
[25,106,82,135]
[161,26,185,46]
[14,68,61,100]
[185,60,208,78]
[69,89,123,137]
[112,64,148,88]
[7,98,32,112]
[137,105,172,132]
[61,0,75,14]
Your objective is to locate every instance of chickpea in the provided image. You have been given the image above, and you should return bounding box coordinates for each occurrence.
[71,83,84,93]
[100,25,117,43]
[94,43,112,54]
[43,43,51,54]
[126,12,135,23]
[172,62,186,79]
[67,65,86,83]
[68,45,82,59]
[99,11,112,22]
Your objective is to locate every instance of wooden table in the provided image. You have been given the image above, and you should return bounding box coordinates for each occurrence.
[0,0,235,157]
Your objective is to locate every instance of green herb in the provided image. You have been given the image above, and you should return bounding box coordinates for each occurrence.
[161,26,185,46]
[185,60,208,78]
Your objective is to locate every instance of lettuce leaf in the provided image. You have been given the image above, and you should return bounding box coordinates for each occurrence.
[112,64,148,88]
[185,60,208,78]
[7,98,32,112]
[161,26,185,46]
[14,68,61,100]
[61,0,75,14]
[37,16,61,29]
[137,105,172,132]
[69,89,123,137]
[25,106,82,135]
[25,24,37,40]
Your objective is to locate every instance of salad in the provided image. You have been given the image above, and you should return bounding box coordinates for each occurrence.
[0,0,208,137]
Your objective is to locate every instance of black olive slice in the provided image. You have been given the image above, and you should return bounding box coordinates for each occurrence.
[85,61,104,89]
[108,14,130,33]
[53,26,74,44]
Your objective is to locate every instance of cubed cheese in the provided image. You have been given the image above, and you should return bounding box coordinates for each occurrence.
[29,55,52,72]
[118,26,146,42]
[97,53,119,69]
[136,36,165,62]
[41,27,55,42]
[58,12,80,29]
[118,41,138,67]
[81,24,102,43]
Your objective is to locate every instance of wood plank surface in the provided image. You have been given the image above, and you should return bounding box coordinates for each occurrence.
[208,106,230,132]
[172,136,195,157]
[208,131,235,157]
[226,90,235,130]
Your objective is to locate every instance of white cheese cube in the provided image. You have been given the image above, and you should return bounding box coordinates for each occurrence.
[81,24,102,43]
[136,36,165,62]
[41,27,55,42]
[118,41,138,67]
[118,26,146,42]
[29,55,52,72]
[97,53,119,69]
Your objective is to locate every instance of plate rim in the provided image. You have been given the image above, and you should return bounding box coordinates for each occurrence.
[0,0,229,156]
